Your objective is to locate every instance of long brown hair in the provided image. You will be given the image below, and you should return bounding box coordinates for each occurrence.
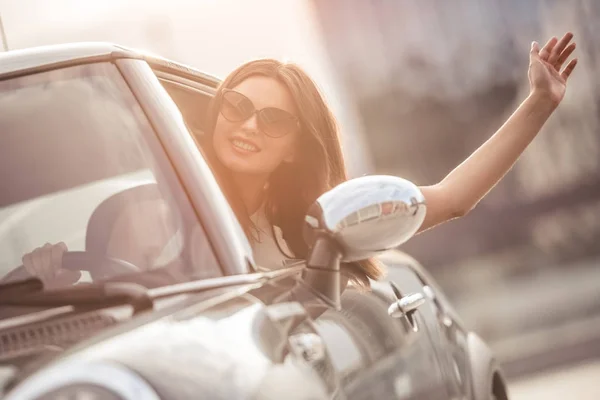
[198,59,384,286]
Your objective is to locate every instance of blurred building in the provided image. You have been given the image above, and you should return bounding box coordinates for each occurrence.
[310,0,600,377]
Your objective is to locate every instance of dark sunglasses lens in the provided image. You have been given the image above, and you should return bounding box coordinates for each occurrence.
[221,91,254,122]
[259,108,298,137]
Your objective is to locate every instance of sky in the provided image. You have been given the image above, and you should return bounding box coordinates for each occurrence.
[1,0,311,76]
[0,0,374,176]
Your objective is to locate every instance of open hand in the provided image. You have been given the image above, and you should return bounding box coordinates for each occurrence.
[529,32,578,105]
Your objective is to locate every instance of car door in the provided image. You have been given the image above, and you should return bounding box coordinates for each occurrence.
[384,260,467,400]
[312,286,450,400]
[409,264,472,399]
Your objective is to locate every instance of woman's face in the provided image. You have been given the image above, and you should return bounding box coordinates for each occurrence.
[212,76,301,178]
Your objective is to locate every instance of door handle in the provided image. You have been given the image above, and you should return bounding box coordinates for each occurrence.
[387,282,425,331]
[387,292,425,318]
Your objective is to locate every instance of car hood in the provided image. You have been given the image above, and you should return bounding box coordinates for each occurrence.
[3,279,329,400]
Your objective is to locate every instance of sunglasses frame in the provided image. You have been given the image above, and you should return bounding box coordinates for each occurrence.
[219,88,300,138]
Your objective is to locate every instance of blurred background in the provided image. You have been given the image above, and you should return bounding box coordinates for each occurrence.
[1,0,598,398]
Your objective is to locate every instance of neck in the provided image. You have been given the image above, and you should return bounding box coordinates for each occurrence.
[232,172,268,215]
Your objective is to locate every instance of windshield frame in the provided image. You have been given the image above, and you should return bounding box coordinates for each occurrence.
[116,58,253,277]
[0,56,251,291]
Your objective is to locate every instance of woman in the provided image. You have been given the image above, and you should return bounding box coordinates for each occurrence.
[196,32,577,285]
[22,33,578,288]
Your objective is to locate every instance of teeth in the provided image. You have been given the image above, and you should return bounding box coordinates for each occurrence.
[232,139,258,152]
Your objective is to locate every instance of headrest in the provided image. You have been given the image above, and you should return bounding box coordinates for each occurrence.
[85,183,165,255]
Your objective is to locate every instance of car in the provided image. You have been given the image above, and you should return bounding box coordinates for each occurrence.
[0,42,508,400]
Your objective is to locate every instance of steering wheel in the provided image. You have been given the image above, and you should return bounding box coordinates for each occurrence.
[1,251,140,284]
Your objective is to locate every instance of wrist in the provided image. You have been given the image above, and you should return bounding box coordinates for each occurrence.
[528,89,561,110]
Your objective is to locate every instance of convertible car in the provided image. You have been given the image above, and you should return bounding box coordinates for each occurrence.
[0,43,508,400]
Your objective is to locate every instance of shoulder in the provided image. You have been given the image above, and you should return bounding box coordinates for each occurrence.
[250,225,297,270]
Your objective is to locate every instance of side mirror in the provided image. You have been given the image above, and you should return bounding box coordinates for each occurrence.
[301,175,426,308]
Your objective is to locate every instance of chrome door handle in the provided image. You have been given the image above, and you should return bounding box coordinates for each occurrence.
[388,281,426,318]
[387,292,426,318]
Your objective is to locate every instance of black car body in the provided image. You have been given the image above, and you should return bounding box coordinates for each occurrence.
[0,43,507,400]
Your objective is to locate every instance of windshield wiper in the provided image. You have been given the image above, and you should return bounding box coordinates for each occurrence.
[0,265,304,314]
[0,278,44,297]
[0,281,153,313]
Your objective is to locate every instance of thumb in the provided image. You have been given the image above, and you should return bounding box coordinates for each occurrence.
[54,270,82,286]
[530,41,540,58]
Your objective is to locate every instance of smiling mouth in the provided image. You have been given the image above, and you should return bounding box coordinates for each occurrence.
[230,138,260,153]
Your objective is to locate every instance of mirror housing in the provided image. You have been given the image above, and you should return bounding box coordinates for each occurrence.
[304,175,426,262]
[301,175,426,308]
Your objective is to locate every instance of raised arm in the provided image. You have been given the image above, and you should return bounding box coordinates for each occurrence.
[417,32,578,233]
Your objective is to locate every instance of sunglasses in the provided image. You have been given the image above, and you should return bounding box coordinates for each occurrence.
[219,89,300,138]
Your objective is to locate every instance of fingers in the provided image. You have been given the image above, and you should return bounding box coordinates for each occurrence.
[32,243,55,282]
[22,252,34,277]
[534,32,578,80]
[539,36,558,61]
[561,58,578,81]
[548,32,574,66]
[554,42,576,70]
[51,241,67,272]
[22,242,68,283]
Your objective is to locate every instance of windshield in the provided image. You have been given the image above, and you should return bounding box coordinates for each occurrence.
[0,62,221,295]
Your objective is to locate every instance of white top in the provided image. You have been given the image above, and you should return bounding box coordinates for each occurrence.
[249,205,296,271]
[249,206,356,290]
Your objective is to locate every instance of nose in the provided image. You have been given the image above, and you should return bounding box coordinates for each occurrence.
[238,112,260,135]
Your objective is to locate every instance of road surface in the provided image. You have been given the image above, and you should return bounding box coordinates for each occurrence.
[508,360,600,400]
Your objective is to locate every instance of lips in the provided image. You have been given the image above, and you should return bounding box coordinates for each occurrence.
[230,137,261,153]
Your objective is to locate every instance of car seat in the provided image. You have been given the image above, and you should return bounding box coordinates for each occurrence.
[85,183,170,256]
